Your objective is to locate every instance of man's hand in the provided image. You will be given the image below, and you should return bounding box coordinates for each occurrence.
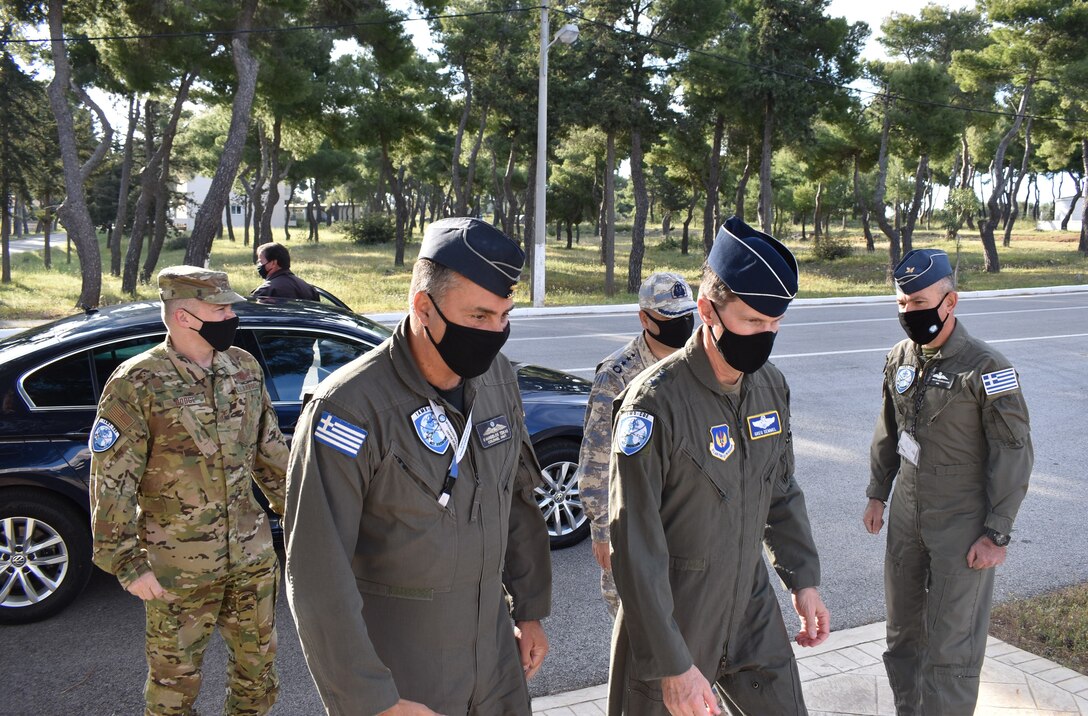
[126,572,172,602]
[514,620,549,680]
[792,587,831,648]
[379,700,444,715]
[967,535,1007,570]
[660,665,721,716]
[862,498,885,535]
[592,540,611,571]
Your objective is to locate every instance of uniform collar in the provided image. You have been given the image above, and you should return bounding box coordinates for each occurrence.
[633,332,657,368]
[685,325,746,396]
[388,317,479,414]
[907,319,969,362]
[164,337,233,384]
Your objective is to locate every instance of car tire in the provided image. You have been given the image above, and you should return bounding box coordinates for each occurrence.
[0,489,94,625]
[532,439,590,550]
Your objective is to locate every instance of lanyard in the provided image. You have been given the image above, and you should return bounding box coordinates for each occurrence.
[429,399,473,507]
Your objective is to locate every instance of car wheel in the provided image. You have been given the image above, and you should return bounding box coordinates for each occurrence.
[532,439,590,549]
[0,489,93,624]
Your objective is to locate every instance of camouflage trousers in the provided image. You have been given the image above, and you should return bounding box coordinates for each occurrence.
[601,567,619,618]
[143,563,280,716]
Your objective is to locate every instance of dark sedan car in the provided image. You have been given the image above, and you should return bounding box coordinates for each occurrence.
[0,299,590,624]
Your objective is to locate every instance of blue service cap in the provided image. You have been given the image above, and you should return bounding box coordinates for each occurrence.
[419,217,525,298]
[707,216,798,317]
[893,249,952,293]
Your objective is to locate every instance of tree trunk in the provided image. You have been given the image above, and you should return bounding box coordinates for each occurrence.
[259,115,284,246]
[464,103,488,214]
[1060,171,1079,230]
[502,143,518,239]
[813,181,824,244]
[853,154,874,252]
[628,127,648,293]
[734,143,752,221]
[46,0,113,308]
[1080,139,1088,256]
[142,158,170,284]
[1,189,10,284]
[900,153,929,254]
[1002,118,1033,248]
[979,80,1033,273]
[603,131,616,297]
[870,92,902,271]
[183,0,260,267]
[122,100,158,294]
[450,72,471,215]
[682,189,698,256]
[42,194,53,269]
[758,94,775,234]
[702,112,724,256]
[110,96,139,277]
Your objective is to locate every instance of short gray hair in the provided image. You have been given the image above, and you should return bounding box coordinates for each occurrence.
[161,297,196,325]
[699,262,740,307]
[409,259,460,309]
[935,274,956,293]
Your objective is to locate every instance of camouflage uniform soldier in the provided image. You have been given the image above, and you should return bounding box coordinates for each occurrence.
[576,272,696,616]
[90,266,289,716]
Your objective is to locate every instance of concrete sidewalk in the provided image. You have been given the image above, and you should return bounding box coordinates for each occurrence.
[531,621,1088,715]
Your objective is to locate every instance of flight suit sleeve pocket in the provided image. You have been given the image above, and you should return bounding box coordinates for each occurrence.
[983,402,1028,448]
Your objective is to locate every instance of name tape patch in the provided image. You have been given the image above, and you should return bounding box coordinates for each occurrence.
[747,411,782,440]
[475,415,512,448]
[314,412,368,457]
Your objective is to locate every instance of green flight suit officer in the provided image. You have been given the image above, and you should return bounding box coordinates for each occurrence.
[285,217,552,716]
[863,249,1032,716]
[608,217,830,716]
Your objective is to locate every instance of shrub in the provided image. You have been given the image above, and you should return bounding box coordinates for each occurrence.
[345,214,396,245]
[163,232,189,252]
[812,235,852,261]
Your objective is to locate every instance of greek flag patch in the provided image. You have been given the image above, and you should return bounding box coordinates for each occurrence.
[314,412,368,457]
[982,368,1019,396]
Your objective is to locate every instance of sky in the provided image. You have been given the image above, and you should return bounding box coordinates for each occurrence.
[826,0,973,61]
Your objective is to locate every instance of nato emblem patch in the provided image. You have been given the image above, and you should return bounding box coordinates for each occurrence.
[475,415,512,448]
[314,412,368,457]
[747,411,782,440]
[895,365,916,394]
[411,406,450,454]
[89,418,120,453]
[614,411,655,456]
[709,423,735,461]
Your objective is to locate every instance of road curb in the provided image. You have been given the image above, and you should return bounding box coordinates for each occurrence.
[363,283,1088,324]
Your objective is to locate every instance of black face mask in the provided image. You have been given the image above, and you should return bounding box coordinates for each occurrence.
[257,263,269,279]
[710,302,776,374]
[898,292,950,345]
[645,312,695,349]
[425,294,510,379]
[184,310,239,352]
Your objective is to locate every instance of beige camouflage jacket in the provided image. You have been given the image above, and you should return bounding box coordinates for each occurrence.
[90,340,288,589]
[576,333,658,544]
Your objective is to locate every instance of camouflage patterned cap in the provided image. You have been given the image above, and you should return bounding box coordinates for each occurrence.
[158,265,245,304]
[638,272,697,317]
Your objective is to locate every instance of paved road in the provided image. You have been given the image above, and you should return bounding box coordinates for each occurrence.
[3,291,1087,713]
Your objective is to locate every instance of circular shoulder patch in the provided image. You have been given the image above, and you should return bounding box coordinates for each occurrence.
[614,410,655,456]
[90,418,120,453]
[894,365,916,395]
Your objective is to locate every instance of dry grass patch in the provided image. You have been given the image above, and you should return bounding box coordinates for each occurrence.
[990,583,1088,676]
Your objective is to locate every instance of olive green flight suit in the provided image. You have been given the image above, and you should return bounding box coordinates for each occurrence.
[869,320,1032,716]
[90,340,288,716]
[285,319,552,716]
[608,327,820,716]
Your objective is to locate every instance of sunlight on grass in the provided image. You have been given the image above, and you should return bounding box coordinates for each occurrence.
[1,225,1085,321]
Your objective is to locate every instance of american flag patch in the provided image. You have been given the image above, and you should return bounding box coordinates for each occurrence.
[314,412,368,457]
[982,368,1019,396]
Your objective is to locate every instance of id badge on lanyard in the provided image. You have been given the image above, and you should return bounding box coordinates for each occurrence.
[429,399,473,507]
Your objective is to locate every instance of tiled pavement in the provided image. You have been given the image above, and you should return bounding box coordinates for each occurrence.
[531,622,1088,716]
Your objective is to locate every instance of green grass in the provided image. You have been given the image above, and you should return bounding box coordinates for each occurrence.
[990,583,1088,675]
[2,224,1086,321]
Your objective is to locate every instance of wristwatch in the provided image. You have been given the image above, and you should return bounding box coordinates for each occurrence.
[985,528,1011,547]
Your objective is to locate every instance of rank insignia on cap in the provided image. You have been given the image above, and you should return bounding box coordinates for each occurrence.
[709,423,735,461]
[747,411,782,440]
[90,418,120,453]
[895,365,916,394]
[982,367,1019,396]
[614,411,655,456]
[314,412,368,457]
[411,406,450,454]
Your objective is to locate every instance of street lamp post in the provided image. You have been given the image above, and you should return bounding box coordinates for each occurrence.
[532,3,578,308]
